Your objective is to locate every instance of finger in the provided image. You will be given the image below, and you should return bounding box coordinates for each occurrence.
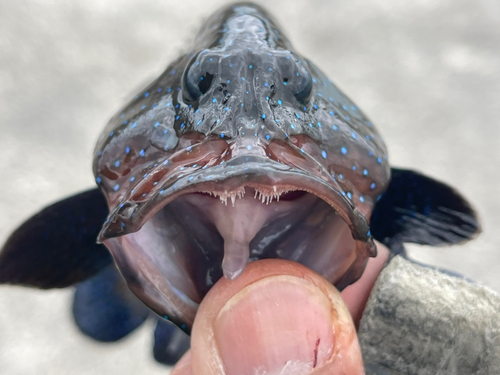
[341,241,390,327]
[172,258,364,375]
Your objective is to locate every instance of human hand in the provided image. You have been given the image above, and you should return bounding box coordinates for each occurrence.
[171,243,391,375]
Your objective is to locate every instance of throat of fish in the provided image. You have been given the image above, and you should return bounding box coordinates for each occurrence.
[183,187,313,280]
[209,193,271,280]
[174,186,355,283]
[105,185,365,329]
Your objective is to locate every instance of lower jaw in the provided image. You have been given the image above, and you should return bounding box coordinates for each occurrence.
[104,186,374,331]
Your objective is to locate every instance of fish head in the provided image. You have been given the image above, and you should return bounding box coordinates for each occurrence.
[93,3,390,330]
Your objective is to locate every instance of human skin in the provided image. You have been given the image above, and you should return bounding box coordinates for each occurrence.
[171,242,391,375]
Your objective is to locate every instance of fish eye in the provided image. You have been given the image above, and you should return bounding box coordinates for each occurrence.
[182,54,215,103]
[293,69,312,103]
[279,53,313,104]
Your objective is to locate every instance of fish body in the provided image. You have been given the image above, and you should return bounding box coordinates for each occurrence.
[0,2,480,366]
[93,3,389,329]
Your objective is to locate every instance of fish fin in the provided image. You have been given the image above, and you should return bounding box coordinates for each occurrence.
[153,319,191,366]
[0,188,112,288]
[370,168,480,251]
[72,265,149,342]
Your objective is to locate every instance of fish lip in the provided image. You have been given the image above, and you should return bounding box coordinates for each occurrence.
[98,155,376,258]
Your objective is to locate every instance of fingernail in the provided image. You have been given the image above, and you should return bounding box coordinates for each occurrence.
[213,275,335,375]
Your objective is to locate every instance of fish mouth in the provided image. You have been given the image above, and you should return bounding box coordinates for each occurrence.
[100,153,376,331]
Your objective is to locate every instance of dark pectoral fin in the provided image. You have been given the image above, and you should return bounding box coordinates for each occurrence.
[370,168,480,250]
[73,265,149,342]
[0,188,112,288]
[153,319,191,366]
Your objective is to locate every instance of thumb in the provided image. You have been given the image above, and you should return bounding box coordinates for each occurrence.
[171,259,364,375]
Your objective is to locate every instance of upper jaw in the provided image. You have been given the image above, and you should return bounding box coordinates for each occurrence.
[98,154,375,250]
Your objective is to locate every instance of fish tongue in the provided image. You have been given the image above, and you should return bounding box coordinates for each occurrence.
[222,240,249,280]
[209,194,277,280]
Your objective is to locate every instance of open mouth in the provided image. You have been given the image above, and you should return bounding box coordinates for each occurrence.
[100,154,376,331]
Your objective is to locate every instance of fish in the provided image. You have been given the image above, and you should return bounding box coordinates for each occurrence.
[0,2,480,367]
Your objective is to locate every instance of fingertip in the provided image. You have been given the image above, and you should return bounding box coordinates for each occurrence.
[341,241,390,327]
[190,259,364,374]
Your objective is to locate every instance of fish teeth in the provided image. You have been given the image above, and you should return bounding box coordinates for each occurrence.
[218,191,227,206]
[251,188,283,204]
[208,188,247,207]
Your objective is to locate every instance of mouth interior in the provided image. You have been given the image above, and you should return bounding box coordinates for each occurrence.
[123,185,356,307]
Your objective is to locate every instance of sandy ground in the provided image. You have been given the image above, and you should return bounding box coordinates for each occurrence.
[0,1,499,374]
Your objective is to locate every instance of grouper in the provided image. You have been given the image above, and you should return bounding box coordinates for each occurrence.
[0,2,482,369]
